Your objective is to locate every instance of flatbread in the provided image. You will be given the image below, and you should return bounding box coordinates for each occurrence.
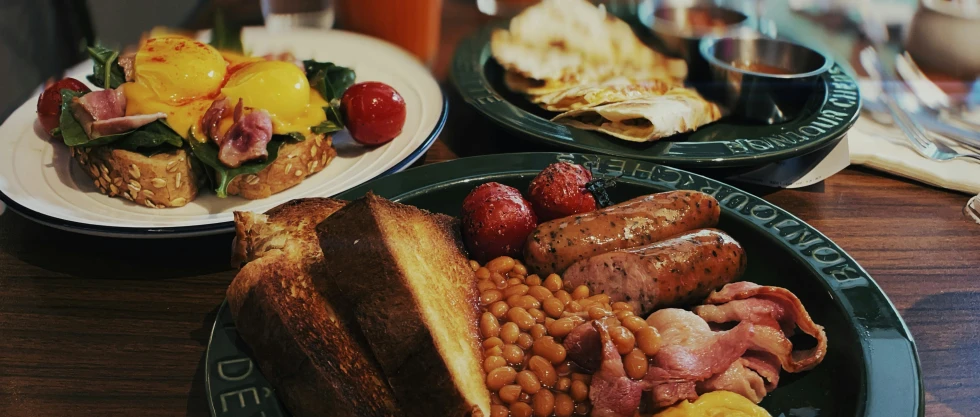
[551,89,722,142]
[530,76,674,112]
[490,0,686,85]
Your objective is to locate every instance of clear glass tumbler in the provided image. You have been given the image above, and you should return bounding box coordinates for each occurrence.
[262,0,336,32]
[477,0,540,17]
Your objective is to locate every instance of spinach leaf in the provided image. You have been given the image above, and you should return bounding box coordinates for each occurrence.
[210,10,244,53]
[114,121,184,151]
[278,132,306,142]
[86,45,126,89]
[188,138,282,198]
[311,107,344,135]
[304,60,355,101]
[58,89,90,146]
[304,60,354,133]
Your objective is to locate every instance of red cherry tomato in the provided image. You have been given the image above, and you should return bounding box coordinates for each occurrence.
[341,82,407,146]
[461,182,538,263]
[37,78,90,135]
[527,162,598,222]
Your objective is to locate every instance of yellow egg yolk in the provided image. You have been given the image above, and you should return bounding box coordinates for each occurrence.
[124,37,228,139]
[221,60,327,136]
[653,391,772,417]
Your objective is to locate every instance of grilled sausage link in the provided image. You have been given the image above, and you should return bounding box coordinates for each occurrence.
[523,191,720,276]
[562,228,746,315]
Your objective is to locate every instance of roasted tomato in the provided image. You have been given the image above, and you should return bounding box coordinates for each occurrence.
[527,162,600,221]
[461,182,538,262]
[341,81,407,146]
[37,78,90,135]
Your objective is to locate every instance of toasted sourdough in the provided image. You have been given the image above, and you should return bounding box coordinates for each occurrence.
[227,198,401,417]
[71,146,201,208]
[316,193,491,417]
[226,133,337,199]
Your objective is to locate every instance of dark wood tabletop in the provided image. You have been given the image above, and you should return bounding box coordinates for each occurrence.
[1,2,978,417]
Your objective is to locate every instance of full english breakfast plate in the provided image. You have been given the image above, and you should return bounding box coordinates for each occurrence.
[0,27,445,238]
[205,152,921,417]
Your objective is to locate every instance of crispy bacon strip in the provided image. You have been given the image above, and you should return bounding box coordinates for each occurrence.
[694,281,828,372]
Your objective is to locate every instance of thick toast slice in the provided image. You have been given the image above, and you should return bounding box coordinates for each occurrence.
[316,193,491,417]
[71,146,201,208]
[227,198,401,417]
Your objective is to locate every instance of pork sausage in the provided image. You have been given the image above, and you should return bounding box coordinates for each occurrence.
[523,191,721,276]
[562,228,746,315]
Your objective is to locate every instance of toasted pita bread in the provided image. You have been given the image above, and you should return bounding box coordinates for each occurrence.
[531,76,674,112]
[490,0,686,85]
[551,89,722,142]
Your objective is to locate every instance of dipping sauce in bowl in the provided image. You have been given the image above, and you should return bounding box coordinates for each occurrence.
[700,36,834,124]
[653,6,747,32]
[729,61,794,75]
[640,1,762,82]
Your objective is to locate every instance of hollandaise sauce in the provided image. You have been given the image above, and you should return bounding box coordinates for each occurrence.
[122,35,327,142]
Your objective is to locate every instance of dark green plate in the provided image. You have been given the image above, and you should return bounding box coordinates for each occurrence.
[205,153,921,417]
[450,23,862,168]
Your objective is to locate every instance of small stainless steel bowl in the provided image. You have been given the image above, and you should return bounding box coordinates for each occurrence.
[700,36,833,125]
[638,0,764,82]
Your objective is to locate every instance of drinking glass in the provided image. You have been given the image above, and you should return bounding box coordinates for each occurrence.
[262,0,336,32]
[336,0,444,67]
[477,0,539,17]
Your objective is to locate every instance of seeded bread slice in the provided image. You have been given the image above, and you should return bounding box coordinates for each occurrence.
[316,193,491,417]
[226,133,337,200]
[71,146,201,208]
[228,198,402,417]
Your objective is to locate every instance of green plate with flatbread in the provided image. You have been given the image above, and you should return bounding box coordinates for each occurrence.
[451,23,861,168]
[205,152,921,417]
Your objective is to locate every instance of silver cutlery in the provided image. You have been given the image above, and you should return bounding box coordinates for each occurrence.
[860,47,980,163]
[894,52,980,131]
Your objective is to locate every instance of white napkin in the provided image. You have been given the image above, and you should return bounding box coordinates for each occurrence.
[849,80,980,195]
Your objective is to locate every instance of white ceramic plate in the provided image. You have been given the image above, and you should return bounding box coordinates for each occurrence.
[0,28,446,238]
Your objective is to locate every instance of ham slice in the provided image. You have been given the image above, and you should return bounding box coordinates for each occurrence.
[70,87,165,138]
[589,321,645,417]
[205,98,274,168]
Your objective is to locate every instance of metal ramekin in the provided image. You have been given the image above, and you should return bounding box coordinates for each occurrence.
[699,36,834,125]
[638,0,769,82]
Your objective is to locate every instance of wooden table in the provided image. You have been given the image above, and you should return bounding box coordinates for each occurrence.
[1,2,978,416]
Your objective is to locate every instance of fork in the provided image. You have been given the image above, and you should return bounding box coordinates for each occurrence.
[859,47,980,163]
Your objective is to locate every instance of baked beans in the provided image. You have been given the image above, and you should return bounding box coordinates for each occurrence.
[472,258,663,417]
[624,348,648,380]
[510,402,533,417]
[516,370,542,394]
[531,389,555,417]
[487,366,518,391]
[490,404,509,417]
[528,355,557,387]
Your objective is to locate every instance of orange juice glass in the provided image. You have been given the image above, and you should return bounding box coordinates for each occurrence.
[336,0,444,67]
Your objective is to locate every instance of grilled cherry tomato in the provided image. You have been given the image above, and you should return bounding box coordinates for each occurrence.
[527,162,599,221]
[341,82,406,146]
[461,182,538,262]
[37,78,90,135]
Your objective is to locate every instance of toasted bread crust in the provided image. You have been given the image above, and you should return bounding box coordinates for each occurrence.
[228,198,401,417]
[71,146,201,208]
[316,193,490,417]
[226,133,337,200]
